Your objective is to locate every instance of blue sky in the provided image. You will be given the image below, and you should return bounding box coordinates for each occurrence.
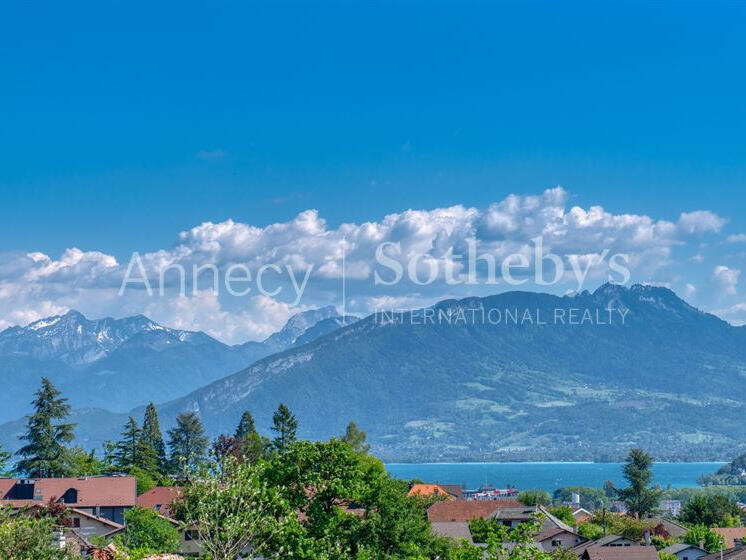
[1,1,746,341]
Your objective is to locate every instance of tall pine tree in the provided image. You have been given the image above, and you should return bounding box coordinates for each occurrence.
[114,416,142,469]
[167,412,208,473]
[234,411,257,440]
[271,403,297,453]
[142,403,167,473]
[15,378,76,477]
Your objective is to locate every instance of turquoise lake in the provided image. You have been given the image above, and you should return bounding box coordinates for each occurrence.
[384,462,726,492]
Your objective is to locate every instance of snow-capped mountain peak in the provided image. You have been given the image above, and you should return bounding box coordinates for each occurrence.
[0,310,190,365]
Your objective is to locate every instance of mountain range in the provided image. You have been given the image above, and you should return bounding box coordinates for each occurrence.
[0,305,354,422]
[3,284,746,462]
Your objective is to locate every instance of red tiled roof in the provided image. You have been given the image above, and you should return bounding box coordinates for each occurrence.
[408,484,455,499]
[0,477,136,508]
[427,499,522,522]
[136,487,183,516]
[714,528,746,546]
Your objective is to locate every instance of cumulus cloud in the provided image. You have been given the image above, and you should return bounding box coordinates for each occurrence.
[726,234,746,244]
[713,265,741,296]
[677,211,728,235]
[0,187,735,343]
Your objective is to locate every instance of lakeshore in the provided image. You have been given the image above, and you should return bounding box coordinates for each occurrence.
[385,461,727,491]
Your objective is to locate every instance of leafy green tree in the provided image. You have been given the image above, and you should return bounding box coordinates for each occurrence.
[469,518,502,544]
[577,522,604,540]
[548,506,576,526]
[659,553,678,560]
[684,525,724,553]
[142,403,167,473]
[519,489,551,506]
[101,440,117,472]
[552,547,581,560]
[15,378,76,477]
[618,448,661,518]
[271,403,297,453]
[553,486,607,510]
[0,506,76,559]
[115,507,179,556]
[679,494,742,527]
[65,446,105,476]
[341,421,370,454]
[173,458,293,560]
[477,514,550,560]
[260,439,450,559]
[167,412,208,473]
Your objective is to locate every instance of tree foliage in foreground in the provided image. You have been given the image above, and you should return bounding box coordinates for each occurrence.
[684,525,725,553]
[678,493,742,528]
[113,507,180,558]
[0,506,76,560]
[173,458,291,560]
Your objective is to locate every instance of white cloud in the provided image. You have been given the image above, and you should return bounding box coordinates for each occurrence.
[683,283,697,299]
[677,211,728,235]
[713,265,741,296]
[0,188,735,343]
[726,234,746,244]
[712,302,746,326]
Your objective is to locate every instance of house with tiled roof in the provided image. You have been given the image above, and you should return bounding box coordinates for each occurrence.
[573,507,593,523]
[439,484,465,499]
[573,534,639,556]
[580,545,658,560]
[137,486,183,517]
[408,483,456,500]
[701,545,746,560]
[0,476,136,524]
[427,498,522,522]
[67,507,124,539]
[661,543,708,560]
[713,528,746,549]
[431,521,474,544]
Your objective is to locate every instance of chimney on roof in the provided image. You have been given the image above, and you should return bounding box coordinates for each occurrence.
[644,531,651,547]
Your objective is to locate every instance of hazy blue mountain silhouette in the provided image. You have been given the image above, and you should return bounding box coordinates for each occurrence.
[0,306,353,422]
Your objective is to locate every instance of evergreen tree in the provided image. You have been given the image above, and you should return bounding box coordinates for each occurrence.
[340,421,370,454]
[142,403,167,472]
[15,378,76,477]
[234,410,265,463]
[0,444,11,477]
[618,448,662,518]
[167,412,208,473]
[234,411,257,440]
[101,440,117,472]
[114,417,141,468]
[271,403,297,453]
